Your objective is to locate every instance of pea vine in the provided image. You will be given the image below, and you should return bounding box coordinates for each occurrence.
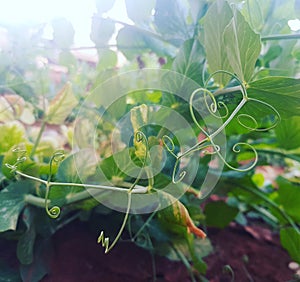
[5,70,281,254]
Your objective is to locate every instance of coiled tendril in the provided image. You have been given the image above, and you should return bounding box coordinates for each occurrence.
[98,130,148,253]
[44,150,65,219]
[163,70,280,183]
[5,147,27,172]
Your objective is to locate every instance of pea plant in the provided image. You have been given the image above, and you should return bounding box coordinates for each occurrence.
[0,0,299,281]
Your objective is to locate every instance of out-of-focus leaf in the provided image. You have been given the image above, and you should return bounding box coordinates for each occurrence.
[52,17,75,49]
[125,0,156,24]
[202,0,233,86]
[59,51,77,69]
[154,0,192,46]
[20,239,51,282]
[172,38,205,86]
[280,227,300,264]
[0,181,31,232]
[0,121,26,154]
[204,201,239,228]
[90,17,115,46]
[247,77,300,119]
[116,26,149,60]
[97,49,117,71]
[0,192,25,232]
[95,0,115,14]
[0,260,21,282]
[275,116,300,150]
[223,9,261,82]
[240,0,265,32]
[187,0,208,23]
[17,207,36,265]
[0,94,25,122]
[277,177,300,221]
[46,82,78,124]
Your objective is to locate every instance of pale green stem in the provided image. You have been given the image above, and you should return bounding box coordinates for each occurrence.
[15,170,147,194]
[30,120,47,158]
[231,182,300,233]
[24,194,50,208]
[261,33,300,41]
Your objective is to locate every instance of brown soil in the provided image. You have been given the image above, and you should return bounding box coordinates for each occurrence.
[40,220,295,282]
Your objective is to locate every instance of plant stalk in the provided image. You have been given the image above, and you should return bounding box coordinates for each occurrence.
[30,120,47,158]
[261,33,300,41]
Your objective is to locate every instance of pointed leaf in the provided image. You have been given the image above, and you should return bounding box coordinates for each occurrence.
[277,177,300,222]
[46,82,78,124]
[275,116,300,150]
[223,9,261,82]
[202,0,233,85]
[0,192,25,232]
[280,227,300,264]
[172,38,205,86]
[247,77,300,119]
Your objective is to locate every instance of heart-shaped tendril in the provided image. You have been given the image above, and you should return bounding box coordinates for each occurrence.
[237,98,281,131]
[212,140,258,172]
[45,150,65,219]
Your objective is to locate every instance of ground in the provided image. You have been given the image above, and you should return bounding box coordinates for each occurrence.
[38,220,295,282]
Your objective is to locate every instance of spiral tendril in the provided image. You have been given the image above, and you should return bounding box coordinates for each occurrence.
[98,131,149,253]
[45,150,65,219]
[5,147,27,172]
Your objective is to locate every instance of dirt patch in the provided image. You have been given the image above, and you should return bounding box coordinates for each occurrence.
[41,220,295,282]
[205,223,295,282]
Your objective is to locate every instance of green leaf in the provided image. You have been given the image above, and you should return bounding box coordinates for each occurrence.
[46,82,78,124]
[223,9,261,82]
[116,26,149,60]
[277,177,300,221]
[0,121,26,154]
[17,207,36,265]
[247,77,300,118]
[0,192,25,232]
[0,260,21,282]
[204,201,239,228]
[59,51,77,69]
[202,0,233,85]
[90,17,115,46]
[280,227,300,264]
[20,239,50,282]
[275,116,300,150]
[125,0,156,24]
[154,0,192,46]
[97,49,117,71]
[50,149,99,203]
[56,149,98,183]
[187,0,207,23]
[52,17,75,49]
[172,38,205,86]
[240,0,265,32]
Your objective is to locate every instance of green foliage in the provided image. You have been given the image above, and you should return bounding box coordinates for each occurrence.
[280,227,300,264]
[0,0,299,280]
[204,201,239,228]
